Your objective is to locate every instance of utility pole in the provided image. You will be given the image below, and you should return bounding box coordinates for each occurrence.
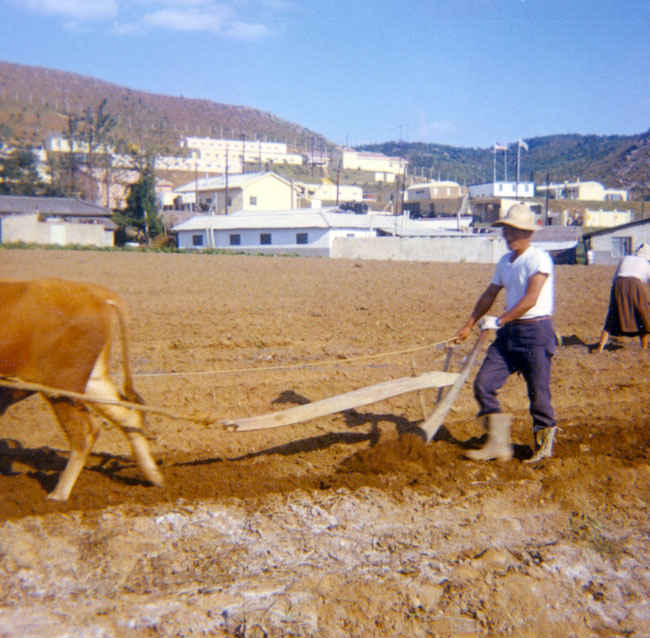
[240,133,246,174]
[544,172,550,227]
[516,139,528,199]
[336,160,341,205]
[516,145,520,199]
[225,148,229,215]
[194,151,199,213]
[401,165,407,217]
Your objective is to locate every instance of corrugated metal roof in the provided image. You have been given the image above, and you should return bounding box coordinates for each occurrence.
[173,208,372,231]
[582,216,650,239]
[532,226,583,242]
[0,195,112,217]
[172,209,473,235]
[175,171,290,193]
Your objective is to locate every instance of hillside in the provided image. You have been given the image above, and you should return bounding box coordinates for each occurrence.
[1,60,648,198]
[359,132,650,197]
[0,60,330,155]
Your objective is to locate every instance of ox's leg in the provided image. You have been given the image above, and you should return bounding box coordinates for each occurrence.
[45,397,100,501]
[85,348,164,488]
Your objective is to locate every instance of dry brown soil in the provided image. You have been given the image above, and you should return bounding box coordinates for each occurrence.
[0,248,648,638]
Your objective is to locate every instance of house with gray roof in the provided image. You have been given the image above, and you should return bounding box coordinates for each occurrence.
[0,195,116,247]
[173,208,475,257]
[173,207,377,256]
[582,217,650,265]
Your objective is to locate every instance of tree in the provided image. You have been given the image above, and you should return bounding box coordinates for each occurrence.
[61,112,82,197]
[0,147,44,195]
[79,98,117,204]
[113,155,163,244]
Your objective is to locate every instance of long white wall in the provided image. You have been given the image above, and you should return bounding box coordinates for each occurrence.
[331,235,507,263]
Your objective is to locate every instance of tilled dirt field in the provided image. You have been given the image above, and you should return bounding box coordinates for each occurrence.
[0,248,648,637]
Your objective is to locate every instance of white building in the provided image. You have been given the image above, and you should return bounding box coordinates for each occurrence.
[583,218,650,265]
[341,149,408,183]
[172,208,472,256]
[45,134,305,178]
[173,208,377,255]
[157,137,304,174]
[468,182,535,199]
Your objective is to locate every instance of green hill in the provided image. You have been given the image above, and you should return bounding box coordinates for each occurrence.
[357,133,650,199]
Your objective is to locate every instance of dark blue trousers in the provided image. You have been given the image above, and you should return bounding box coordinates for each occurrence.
[474,319,556,433]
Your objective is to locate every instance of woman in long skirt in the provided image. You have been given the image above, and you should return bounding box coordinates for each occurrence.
[597,243,650,351]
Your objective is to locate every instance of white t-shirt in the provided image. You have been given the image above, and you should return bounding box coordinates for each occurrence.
[615,255,650,284]
[492,246,554,318]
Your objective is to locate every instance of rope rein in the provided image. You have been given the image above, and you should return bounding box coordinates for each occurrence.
[134,337,457,378]
[0,376,217,425]
[0,337,460,427]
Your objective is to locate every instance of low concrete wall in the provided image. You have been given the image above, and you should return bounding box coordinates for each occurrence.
[0,214,113,247]
[331,235,507,263]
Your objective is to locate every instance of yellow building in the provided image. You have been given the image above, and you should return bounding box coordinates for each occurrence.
[341,149,408,183]
[174,172,295,214]
[537,180,627,202]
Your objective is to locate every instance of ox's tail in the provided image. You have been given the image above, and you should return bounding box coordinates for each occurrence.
[106,299,142,404]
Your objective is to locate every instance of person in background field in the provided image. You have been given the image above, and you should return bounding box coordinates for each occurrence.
[596,243,650,352]
[455,203,557,464]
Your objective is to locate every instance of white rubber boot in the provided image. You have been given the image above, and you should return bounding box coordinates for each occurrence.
[465,413,513,461]
[525,426,557,464]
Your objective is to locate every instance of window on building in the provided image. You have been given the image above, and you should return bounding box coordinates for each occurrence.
[192,234,203,247]
[249,196,257,206]
[296,232,308,244]
[260,233,271,245]
[611,236,632,257]
[229,234,241,246]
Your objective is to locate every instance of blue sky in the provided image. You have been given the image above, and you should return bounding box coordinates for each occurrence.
[1,0,648,149]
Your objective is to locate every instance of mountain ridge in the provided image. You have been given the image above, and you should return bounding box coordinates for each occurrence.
[1,60,648,197]
[0,60,330,154]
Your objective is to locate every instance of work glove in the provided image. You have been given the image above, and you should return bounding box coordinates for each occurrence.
[479,315,500,331]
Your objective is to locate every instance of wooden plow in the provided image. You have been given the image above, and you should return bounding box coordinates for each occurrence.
[0,333,486,442]
[223,332,487,441]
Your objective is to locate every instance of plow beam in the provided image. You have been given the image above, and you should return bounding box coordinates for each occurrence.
[223,370,459,432]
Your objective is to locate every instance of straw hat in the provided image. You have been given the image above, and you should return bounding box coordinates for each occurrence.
[492,203,537,231]
[635,243,650,260]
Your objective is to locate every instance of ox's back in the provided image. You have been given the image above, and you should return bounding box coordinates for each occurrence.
[0,278,123,393]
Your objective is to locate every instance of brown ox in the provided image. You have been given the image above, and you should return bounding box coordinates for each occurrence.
[0,278,164,501]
